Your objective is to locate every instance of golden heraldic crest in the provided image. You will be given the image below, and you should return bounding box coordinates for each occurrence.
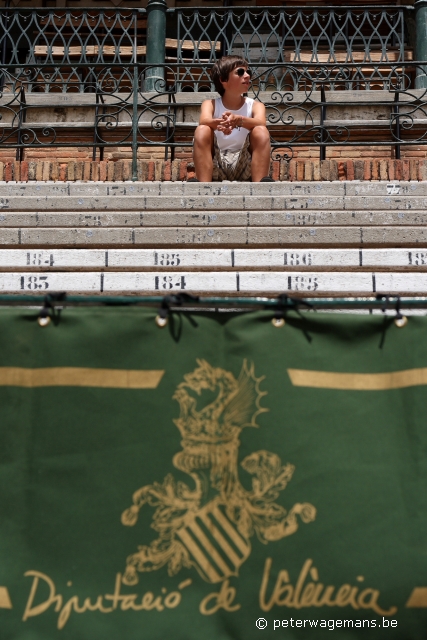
[121,360,316,585]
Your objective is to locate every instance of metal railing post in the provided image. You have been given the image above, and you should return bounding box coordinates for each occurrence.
[415,0,427,88]
[145,0,167,92]
[132,65,139,181]
[320,84,327,162]
[16,86,26,162]
[393,88,401,160]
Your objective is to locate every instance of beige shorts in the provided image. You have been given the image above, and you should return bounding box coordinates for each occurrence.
[213,136,252,181]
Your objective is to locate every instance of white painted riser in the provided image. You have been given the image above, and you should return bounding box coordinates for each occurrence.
[8,272,427,294]
[1,248,427,269]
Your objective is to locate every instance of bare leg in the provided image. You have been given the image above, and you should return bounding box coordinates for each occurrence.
[193,125,214,182]
[249,125,271,182]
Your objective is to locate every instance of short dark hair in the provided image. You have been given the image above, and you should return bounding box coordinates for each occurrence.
[211,55,249,96]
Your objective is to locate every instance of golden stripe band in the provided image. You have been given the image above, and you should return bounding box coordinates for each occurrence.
[288,368,427,391]
[0,367,164,389]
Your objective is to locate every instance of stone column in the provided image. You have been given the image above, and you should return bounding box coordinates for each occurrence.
[145,0,167,92]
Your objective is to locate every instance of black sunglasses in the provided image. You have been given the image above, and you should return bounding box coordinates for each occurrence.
[236,67,252,78]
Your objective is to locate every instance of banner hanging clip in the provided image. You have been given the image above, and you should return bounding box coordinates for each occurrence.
[271,294,312,327]
[376,295,408,328]
[37,292,67,327]
[155,294,200,328]
[394,296,408,328]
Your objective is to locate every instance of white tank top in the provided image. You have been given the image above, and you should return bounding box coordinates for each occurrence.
[214,97,254,153]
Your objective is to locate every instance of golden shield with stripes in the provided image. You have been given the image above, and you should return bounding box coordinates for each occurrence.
[177,500,251,584]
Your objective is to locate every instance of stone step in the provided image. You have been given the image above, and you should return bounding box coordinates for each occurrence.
[2,210,427,227]
[1,180,426,297]
[0,181,424,197]
[1,248,426,269]
[2,226,427,247]
[8,271,427,294]
[3,195,427,212]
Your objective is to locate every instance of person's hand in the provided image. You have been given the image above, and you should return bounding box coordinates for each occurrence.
[217,112,240,135]
[222,112,242,130]
[217,118,233,135]
[211,118,226,132]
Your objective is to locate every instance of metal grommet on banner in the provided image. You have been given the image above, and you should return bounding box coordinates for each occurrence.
[155,315,168,328]
[272,317,285,328]
[38,315,51,327]
[395,315,408,328]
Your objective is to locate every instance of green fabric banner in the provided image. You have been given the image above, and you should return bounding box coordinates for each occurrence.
[1,307,427,639]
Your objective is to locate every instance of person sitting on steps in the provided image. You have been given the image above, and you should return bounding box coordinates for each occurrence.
[192,56,274,183]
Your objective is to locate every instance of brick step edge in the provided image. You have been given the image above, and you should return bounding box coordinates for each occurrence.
[0,158,426,183]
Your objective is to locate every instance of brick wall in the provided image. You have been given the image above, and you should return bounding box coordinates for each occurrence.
[1,158,427,182]
[2,144,427,174]
[2,145,427,166]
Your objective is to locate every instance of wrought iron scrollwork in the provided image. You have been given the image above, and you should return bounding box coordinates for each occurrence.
[2,62,427,174]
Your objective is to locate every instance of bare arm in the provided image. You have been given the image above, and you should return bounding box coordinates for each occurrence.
[199,99,224,131]
[221,101,267,133]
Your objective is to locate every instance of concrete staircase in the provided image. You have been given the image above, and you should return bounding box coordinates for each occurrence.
[0,180,427,296]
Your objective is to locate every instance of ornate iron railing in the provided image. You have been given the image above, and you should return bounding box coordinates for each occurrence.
[173,6,410,65]
[2,62,427,177]
[0,6,412,69]
[0,58,416,95]
[0,8,146,66]
[0,64,178,172]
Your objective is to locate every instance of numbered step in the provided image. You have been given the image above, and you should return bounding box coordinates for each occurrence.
[235,249,359,267]
[239,272,374,292]
[104,272,237,291]
[2,271,427,294]
[348,182,427,197]
[0,250,234,269]
[0,250,105,268]
[0,271,386,294]
[7,273,100,292]
[386,184,401,195]
[0,249,427,271]
[20,275,50,291]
